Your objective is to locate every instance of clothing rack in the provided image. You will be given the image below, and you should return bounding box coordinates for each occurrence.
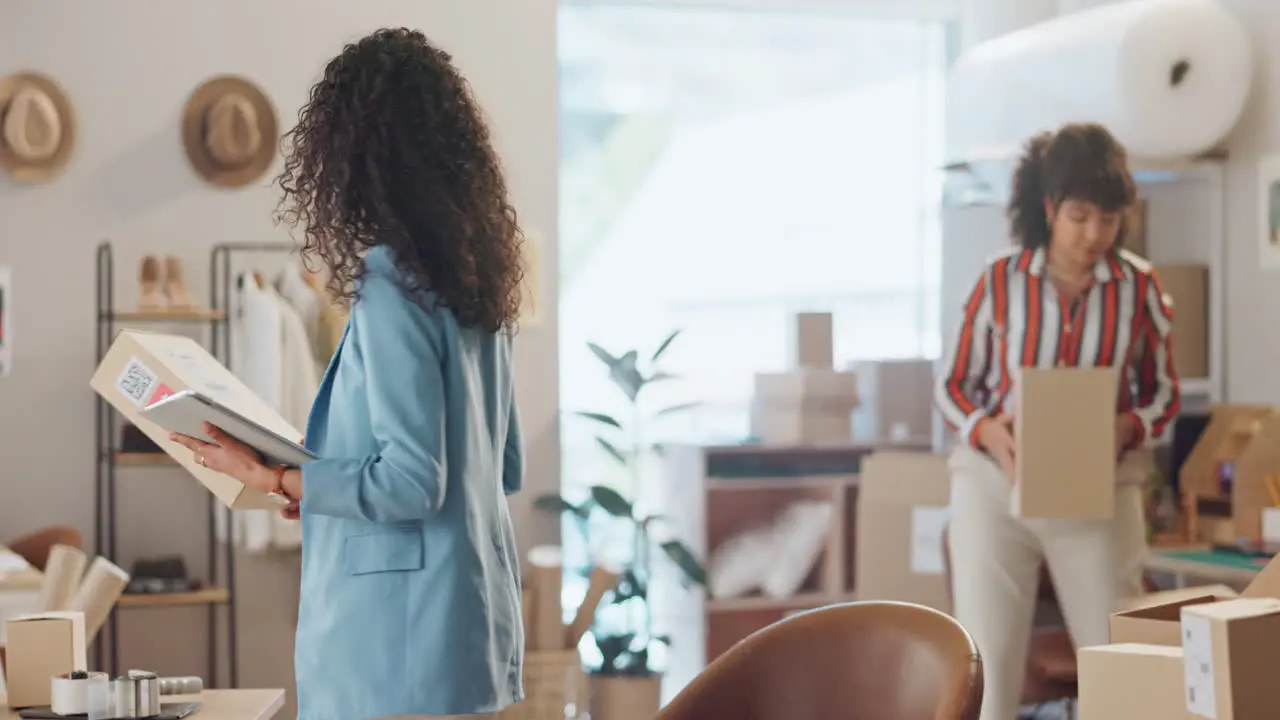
[208,242,298,373]
[94,241,237,686]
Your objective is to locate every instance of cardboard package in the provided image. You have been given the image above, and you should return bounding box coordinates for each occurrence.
[90,330,300,510]
[1155,263,1208,380]
[751,369,859,446]
[853,452,951,612]
[789,312,833,369]
[1122,199,1148,257]
[1112,586,1240,646]
[1111,552,1280,647]
[1078,643,1187,720]
[1012,367,1118,520]
[849,358,935,444]
[1181,597,1280,719]
[4,612,87,708]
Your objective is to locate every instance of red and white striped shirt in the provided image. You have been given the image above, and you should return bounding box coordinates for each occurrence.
[936,246,1181,449]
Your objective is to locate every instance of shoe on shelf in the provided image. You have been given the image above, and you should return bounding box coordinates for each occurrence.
[163,256,197,310]
[138,255,166,312]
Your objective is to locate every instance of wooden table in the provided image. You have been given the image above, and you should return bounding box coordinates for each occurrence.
[1143,546,1265,588]
[2,689,286,720]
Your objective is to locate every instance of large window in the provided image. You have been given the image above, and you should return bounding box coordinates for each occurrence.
[559,3,948,488]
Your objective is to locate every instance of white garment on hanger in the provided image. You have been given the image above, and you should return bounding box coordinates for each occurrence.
[268,292,321,550]
[221,274,317,553]
[275,259,324,367]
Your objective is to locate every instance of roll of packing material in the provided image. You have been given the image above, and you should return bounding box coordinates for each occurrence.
[949,0,1253,164]
[50,671,110,716]
[66,557,130,643]
[39,544,88,612]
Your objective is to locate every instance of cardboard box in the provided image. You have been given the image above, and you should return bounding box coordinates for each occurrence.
[4,612,87,708]
[853,452,951,612]
[1181,597,1280,719]
[789,312,833,369]
[1155,264,1208,381]
[849,358,934,444]
[1078,643,1187,720]
[1110,552,1280,647]
[749,403,852,446]
[1012,367,1118,519]
[90,330,300,510]
[751,369,859,446]
[753,369,859,402]
[1111,586,1240,646]
[1122,199,1148,257]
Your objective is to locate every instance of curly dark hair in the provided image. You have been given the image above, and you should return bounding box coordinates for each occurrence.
[1007,122,1137,249]
[275,27,525,332]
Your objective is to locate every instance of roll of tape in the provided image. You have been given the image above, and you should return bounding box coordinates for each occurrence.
[111,676,138,719]
[127,670,161,717]
[50,671,110,716]
[106,670,165,719]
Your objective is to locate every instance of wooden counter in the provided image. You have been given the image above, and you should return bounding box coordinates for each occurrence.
[2,689,286,720]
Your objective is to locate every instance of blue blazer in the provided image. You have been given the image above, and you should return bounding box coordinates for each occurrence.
[295,246,525,720]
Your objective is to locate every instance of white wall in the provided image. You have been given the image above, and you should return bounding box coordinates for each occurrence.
[1217,1,1280,403]
[0,1,558,714]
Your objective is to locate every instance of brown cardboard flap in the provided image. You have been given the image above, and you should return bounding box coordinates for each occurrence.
[1117,584,1238,612]
[1014,367,1118,520]
[1242,552,1280,599]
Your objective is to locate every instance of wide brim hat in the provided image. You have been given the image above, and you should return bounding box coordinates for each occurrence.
[0,72,77,183]
[182,75,278,189]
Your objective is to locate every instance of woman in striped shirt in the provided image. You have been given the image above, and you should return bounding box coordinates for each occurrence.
[935,123,1180,720]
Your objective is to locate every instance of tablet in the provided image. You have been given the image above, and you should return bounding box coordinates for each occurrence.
[141,389,316,468]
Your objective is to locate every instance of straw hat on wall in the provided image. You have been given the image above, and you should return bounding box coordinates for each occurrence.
[0,72,77,183]
[182,75,278,188]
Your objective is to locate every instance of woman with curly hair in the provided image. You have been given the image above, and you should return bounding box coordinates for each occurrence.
[935,123,1179,720]
[171,28,526,719]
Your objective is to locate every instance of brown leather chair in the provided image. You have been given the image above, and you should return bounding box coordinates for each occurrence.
[657,601,983,720]
[7,525,83,570]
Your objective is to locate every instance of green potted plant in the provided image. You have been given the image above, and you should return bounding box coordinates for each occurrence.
[535,331,705,719]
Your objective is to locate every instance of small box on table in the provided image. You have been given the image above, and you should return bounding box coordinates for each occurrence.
[4,611,86,708]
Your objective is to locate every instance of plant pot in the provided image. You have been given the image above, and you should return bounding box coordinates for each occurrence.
[589,673,661,720]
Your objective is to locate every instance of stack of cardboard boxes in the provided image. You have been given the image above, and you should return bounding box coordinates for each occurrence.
[1081,562,1280,718]
[750,313,859,446]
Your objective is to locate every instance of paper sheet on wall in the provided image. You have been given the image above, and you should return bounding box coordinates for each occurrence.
[909,506,951,575]
[1181,612,1217,718]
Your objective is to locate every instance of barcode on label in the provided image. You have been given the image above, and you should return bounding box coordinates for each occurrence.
[116,357,158,407]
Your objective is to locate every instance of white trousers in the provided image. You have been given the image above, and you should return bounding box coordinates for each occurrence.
[947,447,1148,720]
